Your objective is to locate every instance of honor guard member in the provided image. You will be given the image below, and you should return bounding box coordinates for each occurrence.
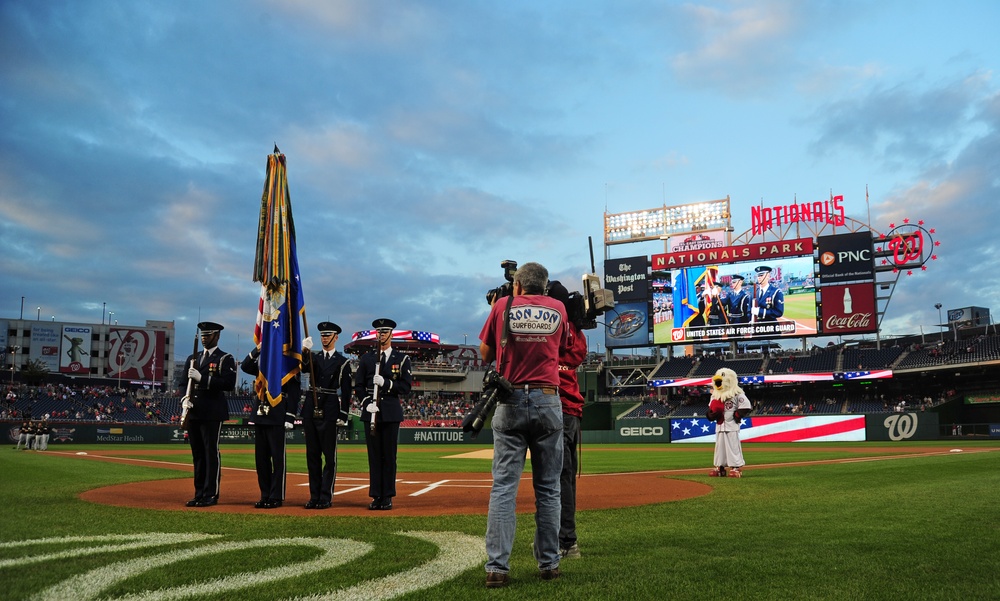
[726,274,751,324]
[299,322,353,509]
[751,265,785,323]
[241,345,301,509]
[182,322,237,507]
[354,318,412,510]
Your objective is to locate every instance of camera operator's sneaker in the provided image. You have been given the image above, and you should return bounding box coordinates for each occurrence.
[560,543,581,559]
[727,468,743,478]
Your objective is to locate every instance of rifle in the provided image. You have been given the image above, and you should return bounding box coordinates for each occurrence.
[367,337,384,436]
[301,315,321,419]
[180,333,199,430]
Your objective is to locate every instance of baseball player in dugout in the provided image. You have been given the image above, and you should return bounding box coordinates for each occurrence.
[241,344,301,509]
[479,261,569,588]
[354,318,412,511]
[182,321,237,507]
[299,321,353,509]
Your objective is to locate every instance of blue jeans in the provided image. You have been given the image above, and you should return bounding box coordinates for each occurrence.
[485,388,563,574]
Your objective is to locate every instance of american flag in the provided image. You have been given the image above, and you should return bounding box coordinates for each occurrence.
[670,416,751,442]
[351,330,440,343]
[670,415,865,443]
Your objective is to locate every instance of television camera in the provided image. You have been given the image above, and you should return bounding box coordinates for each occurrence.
[483,238,615,330]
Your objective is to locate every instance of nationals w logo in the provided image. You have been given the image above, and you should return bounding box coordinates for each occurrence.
[1,531,483,600]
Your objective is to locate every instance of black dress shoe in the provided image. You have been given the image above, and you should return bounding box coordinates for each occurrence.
[195,497,218,507]
[185,497,202,507]
[368,497,382,510]
[314,501,332,510]
[262,499,282,509]
[378,498,393,510]
[254,499,268,509]
[304,500,318,509]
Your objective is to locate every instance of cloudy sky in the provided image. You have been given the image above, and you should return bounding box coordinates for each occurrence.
[2,0,998,358]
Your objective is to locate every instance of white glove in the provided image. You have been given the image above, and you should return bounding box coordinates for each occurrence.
[372,374,385,387]
[303,336,314,351]
[181,397,194,410]
[188,367,202,382]
[336,419,348,426]
[284,421,294,430]
[366,401,379,414]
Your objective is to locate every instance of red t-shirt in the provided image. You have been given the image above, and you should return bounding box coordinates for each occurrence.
[479,294,568,387]
[558,321,588,417]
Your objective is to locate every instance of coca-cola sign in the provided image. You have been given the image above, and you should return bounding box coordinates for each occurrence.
[821,283,877,335]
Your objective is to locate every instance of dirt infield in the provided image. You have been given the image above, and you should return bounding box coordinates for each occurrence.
[70,449,713,516]
[67,445,991,517]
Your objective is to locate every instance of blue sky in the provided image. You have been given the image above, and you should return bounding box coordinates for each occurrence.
[2,0,998,358]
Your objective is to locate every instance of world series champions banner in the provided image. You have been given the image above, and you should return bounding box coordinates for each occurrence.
[107,328,165,381]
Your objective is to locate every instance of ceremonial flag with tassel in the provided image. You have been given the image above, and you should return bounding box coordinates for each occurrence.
[252,148,305,407]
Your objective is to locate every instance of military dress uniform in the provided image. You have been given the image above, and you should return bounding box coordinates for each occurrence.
[184,322,237,507]
[300,321,353,509]
[354,318,412,510]
[241,346,300,509]
[751,266,785,323]
[726,275,751,324]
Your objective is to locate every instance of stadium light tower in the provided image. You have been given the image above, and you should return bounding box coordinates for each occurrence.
[934,303,943,341]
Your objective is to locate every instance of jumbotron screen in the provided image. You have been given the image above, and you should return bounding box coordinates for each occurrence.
[652,254,817,344]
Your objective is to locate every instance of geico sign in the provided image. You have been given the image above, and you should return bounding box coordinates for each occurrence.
[620,426,664,437]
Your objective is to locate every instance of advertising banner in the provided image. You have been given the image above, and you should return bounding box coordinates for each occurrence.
[965,392,1000,405]
[865,412,939,441]
[670,415,866,443]
[604,256,649,302]
[107,328,165,382]
[60,325,93,374]
[29,324,62,372]
[613,419,669,443]
[819,283,877,335]
[817,231,875,284]
[667,230,726,253]
[605,300,651,348]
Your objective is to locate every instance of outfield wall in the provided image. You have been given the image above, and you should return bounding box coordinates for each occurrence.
[2,413,945,445]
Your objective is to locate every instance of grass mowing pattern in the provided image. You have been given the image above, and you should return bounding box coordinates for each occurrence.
[1,442,998,600]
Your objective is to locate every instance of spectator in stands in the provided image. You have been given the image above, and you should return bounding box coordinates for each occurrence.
[182,321,237,508]
[299,322,353,510]
[479,262,567,587]
[355,318,412,511]
[547,280,588,561]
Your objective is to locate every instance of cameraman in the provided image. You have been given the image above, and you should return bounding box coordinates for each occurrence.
[479,262,568,588]
[547,281,589,560]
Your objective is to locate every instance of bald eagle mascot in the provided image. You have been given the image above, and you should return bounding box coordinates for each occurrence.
[705,367,752,477]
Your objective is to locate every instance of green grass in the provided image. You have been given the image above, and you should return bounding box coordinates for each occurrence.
[1,441,999,600]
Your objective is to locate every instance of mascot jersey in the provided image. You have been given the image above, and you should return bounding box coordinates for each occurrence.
[711,368,752,433]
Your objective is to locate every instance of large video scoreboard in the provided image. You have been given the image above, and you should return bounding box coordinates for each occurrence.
[603,230,878,348]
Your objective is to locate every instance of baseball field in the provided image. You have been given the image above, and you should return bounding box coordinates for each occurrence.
[3,440,999,600]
